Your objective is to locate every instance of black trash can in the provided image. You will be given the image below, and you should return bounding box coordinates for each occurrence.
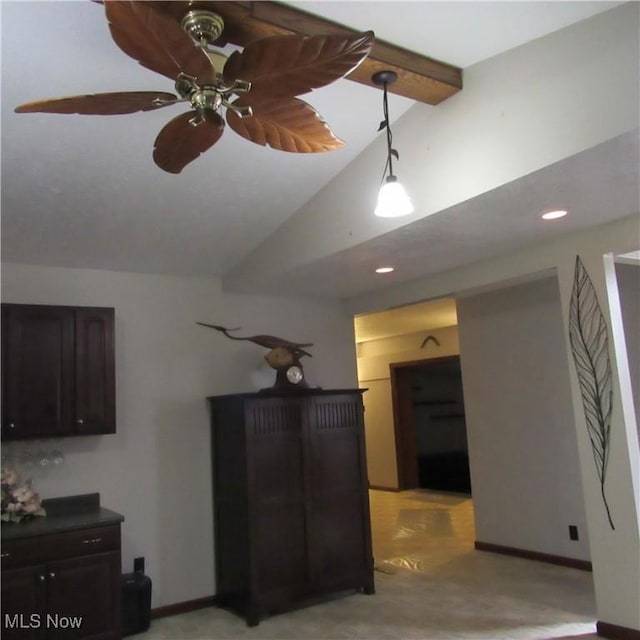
[121,566,152,636]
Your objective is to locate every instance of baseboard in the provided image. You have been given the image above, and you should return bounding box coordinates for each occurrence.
[151,595,217,619]
[474,541,592,571]
[369,485,401,492]
[597,621,640,639]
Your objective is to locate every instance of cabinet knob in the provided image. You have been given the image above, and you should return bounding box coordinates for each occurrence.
[77,418,84,425]
[48,571,56,579]
[8,423,16,429]
[1,552,10,559]
[39,575,46,582]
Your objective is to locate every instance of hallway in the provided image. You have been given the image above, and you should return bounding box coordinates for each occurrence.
[147,488,598,638]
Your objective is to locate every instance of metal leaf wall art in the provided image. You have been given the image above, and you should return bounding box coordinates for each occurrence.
[568,255,615,530]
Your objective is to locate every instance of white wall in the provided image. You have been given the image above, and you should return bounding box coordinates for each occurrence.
[557,252,640,630]
[1,262,358,609]
[615,261,640,434]
[457,277,590,560]
[357,326,459,488]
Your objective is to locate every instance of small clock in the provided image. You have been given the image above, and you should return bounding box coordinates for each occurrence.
[285,365,304,385]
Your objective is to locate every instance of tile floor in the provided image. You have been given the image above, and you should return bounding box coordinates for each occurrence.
[145,490,598,639]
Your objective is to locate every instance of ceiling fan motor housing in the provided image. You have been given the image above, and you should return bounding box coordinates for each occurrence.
[190,88,223,112]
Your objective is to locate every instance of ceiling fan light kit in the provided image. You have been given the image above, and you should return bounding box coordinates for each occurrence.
[373,70,414,218]
[13,1,375,174]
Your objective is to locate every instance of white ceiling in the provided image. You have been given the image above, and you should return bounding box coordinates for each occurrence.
[1,1,633,298]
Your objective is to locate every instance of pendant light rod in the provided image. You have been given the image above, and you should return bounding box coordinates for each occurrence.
[372,70,398,177]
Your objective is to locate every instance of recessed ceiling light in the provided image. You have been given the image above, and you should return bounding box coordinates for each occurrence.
[541,209,568,220]
[375,267,394,274]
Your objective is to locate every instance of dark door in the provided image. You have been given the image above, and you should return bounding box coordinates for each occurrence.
[46,552,121,640]
[390,366,420,489]
[1,565,47,640]
[2,304,75,439]
[74,308,115,435]
[391,357,471,493]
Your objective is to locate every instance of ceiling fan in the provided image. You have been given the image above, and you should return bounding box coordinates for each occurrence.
[15,1,374,174]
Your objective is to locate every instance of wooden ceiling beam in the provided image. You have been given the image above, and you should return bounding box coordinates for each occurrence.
[156,1,463,104]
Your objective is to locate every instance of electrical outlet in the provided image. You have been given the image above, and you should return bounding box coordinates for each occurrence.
[569,525,579,541]
[134,556,145,573]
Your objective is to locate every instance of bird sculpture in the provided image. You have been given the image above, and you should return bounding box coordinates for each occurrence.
[196,323,313,359]
[197,322,315,390]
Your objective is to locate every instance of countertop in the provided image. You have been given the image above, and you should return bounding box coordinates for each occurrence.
[1,492,124,541]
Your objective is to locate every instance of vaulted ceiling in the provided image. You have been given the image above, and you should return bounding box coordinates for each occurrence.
[2,1,637,301]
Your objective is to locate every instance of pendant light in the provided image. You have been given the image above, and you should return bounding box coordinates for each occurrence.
[373,70,414,218]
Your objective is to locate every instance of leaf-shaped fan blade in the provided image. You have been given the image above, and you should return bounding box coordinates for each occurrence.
[223,31,374,98]
[15,92,177,115]
[153,110,224,173]
[105,1,213,82]
[227,97,344,153]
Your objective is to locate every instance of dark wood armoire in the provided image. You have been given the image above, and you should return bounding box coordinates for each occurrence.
[207,388,374,626]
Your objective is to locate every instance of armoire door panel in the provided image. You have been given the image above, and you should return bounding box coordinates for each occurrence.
[247,401,302,437]
[308,434,363,494]
[254,503,309,593]
[311,396,361,432]
[247,399,305,500]
[250,437,304,501]
[309,494,368,582]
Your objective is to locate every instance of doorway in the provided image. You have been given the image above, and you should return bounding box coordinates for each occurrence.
[391,356,471,493]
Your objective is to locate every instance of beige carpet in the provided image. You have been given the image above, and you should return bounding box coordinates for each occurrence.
[146,490,598,639]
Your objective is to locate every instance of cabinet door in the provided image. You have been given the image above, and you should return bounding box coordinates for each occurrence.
[1,565,47,640]
[46,551,121,640]
[246,398,310,598]
[306,394,374,590]
[74,309,115,435]
[2,304,75,439]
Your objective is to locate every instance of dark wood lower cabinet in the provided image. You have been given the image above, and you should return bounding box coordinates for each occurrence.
[46,552,121,640]
[209,389,375,626]
[1,524,122,640]
[1,565,47,640]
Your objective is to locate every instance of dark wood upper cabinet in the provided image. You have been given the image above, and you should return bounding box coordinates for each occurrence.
[74,308,116,436]
[1,304,116,440]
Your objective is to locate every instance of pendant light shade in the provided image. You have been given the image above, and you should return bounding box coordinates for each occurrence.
[372,70,414,218]
[375,175,414,218]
